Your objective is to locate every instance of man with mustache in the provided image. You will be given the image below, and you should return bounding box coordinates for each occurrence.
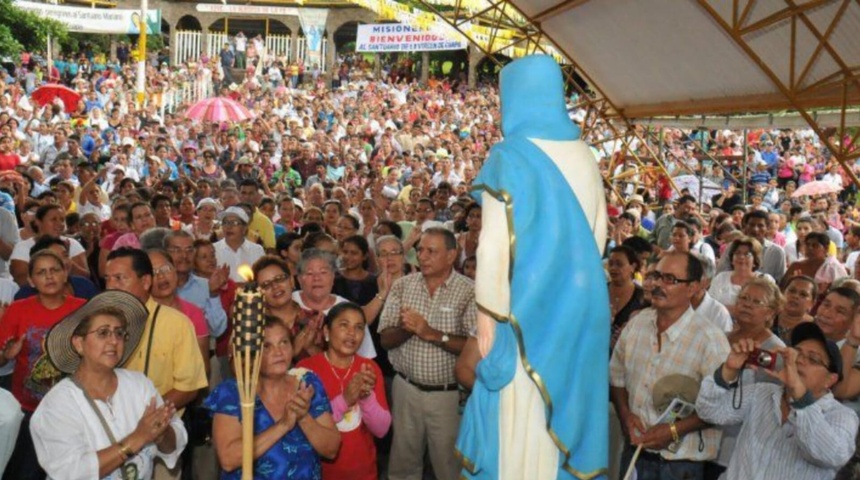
[611,251,730,479]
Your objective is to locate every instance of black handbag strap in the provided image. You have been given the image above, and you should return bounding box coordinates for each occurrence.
[70,376,130,480]
[143,306,161,377]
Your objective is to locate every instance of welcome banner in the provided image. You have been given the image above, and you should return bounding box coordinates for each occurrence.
[298,8,329,68]
[355,24,468,52]
[15,0,161,35]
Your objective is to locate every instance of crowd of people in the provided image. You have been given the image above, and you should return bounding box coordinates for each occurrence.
[0,40,859,480]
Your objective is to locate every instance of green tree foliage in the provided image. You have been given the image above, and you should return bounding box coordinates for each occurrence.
[0,0,67,56]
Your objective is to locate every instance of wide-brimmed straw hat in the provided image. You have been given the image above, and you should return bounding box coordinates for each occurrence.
[46,291,149,374]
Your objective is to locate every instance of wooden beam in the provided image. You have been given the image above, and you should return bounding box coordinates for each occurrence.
[618,89,860,118]
[738,0,833,35]
[696,0,860,187]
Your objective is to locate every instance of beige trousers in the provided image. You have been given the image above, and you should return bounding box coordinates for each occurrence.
[387,375,461,480]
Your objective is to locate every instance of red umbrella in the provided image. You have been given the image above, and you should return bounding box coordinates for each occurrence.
[31,84,82,113]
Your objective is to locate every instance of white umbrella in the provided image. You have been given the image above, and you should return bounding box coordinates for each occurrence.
[670,174,722,203]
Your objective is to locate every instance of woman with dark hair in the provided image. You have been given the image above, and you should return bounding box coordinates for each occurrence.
[13,236,99,300]
[297,303,391,480]
[372,220,402,240]
[252,255,301,343]
[607,245,645,350]
[205,316,340,480]
[322,200,343,237]
[773,275,816,344]
[302,232,338,255]
[668,220,695,254]
[785,231,847,294]
[785,216,815,264]
[276,232,303,280]
[335,214,359,243]
[0,250,87,479]
[334,235,376,305]
[10,203,90,286]
[709,236,773,311]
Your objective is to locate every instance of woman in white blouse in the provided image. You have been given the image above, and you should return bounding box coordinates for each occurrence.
[709,236,774,315]
[30,291,187,480]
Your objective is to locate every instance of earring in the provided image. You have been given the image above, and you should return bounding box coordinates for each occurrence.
[325,336,329,342]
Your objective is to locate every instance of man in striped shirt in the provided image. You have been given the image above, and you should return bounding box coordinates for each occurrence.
[697,323,858,479]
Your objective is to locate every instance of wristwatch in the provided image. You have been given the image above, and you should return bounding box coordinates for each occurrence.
[439,334,450,346]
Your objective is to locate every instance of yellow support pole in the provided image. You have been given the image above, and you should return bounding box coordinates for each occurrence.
[136,0,148,107]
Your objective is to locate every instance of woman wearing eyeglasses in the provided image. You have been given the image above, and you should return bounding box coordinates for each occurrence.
[709,278,786,478]
[30,290,186,480]
[253,255,301,346]
[0,250,87,480]
[200,149,226,181]
[709,236,773,313]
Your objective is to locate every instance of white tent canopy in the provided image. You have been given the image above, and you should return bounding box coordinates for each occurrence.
[510,0,860,120]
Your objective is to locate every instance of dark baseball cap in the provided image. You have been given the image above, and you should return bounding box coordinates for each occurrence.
[791,322,842,381]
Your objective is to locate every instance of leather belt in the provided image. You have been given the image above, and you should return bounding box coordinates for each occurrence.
[396,372,458,392]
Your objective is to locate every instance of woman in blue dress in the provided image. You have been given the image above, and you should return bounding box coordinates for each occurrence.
[205,316,340,479]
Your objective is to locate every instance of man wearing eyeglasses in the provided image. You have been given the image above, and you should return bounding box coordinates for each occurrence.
[697,322,857,479]
[164,230,227,339]
[611,251,730,479]
[213,207,264,283]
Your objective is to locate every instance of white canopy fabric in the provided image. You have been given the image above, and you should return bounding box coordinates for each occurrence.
[507,0,860,121]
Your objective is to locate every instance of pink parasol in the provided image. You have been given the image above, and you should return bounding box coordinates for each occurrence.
[31,84,81,112]
[185,97,255,123]
[790,180,843,198]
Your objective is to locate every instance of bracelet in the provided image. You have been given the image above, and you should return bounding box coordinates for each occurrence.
[376,293,386,302]
[669,422,680,443]
[116,441,132,461]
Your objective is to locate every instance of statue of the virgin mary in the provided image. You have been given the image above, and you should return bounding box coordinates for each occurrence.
[456,54,610,480]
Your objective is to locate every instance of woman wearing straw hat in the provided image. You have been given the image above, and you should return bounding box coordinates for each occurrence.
[30,290,187,479]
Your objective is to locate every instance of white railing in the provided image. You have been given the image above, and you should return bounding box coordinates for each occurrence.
[296,37,328,72]
[161,76,215,116]
[265,34,291,61]
[207,32,230,60]
[174,30,202,65]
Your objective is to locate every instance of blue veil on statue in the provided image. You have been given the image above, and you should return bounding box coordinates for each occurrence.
[456,55,610,480]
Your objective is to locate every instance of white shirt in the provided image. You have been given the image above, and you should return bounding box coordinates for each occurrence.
[694,292,733,333]
[846,250,860,276]
[0,389,22,474]
[0,209,20,279]
[709,271,775,308]
[11,235,85,264]
[697,371,858,479]
[78,201,112,221]
[291,291,376,359]
[213,238,265,283]
[30,369,187,480]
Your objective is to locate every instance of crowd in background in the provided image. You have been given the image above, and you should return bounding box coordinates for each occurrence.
[0,43,859,480]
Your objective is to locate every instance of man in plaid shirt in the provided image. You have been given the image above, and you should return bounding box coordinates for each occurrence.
[611,251,730,480]
[379,227,476,480]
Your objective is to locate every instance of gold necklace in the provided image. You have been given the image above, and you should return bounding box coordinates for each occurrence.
[324,351,356,392]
